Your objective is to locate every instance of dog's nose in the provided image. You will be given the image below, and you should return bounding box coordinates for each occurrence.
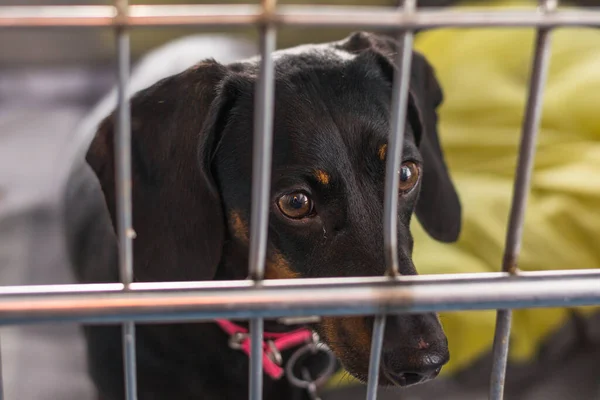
[379,313,449,386]
[382,352,446,387]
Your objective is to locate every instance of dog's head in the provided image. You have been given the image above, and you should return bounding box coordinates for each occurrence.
[87,32,461,387]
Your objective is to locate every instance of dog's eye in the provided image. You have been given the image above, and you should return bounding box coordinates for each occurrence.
[398,161,420,193]
[277,192,314,219]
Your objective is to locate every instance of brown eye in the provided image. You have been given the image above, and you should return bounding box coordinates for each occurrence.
[398,161,420,193]
[277,192,314,219]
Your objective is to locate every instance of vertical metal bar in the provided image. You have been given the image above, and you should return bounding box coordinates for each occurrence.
[383,0,417,278]
[248,0,277,284]
[365,316,386,400]
[114,1,137,400]
[249,318,264,400]
[248,0,277,399]
[490,309,512,400]
[489,1,557,399]
[367,1,417,399]
[122,323,137,400]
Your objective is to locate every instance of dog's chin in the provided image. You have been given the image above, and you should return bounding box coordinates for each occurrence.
[326,351,397,388]
[339,364,432,389]
[380,366,438,388]
[335,362,369,385]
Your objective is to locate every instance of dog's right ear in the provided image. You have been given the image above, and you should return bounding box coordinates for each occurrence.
[340,32,461,243]
[86,60,229,282]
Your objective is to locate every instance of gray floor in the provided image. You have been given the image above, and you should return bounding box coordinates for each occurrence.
[0,81,100,399]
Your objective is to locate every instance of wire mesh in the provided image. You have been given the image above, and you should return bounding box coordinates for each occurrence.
[1,1,600,400]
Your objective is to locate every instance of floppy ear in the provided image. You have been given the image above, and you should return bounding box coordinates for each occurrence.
[86,60,229,282]
[408,52,461,243]
[198,72,254,179]
[339,32,461,242]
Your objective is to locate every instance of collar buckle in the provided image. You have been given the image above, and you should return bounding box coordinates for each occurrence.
[266,340,283,366]
[228,331,248,350]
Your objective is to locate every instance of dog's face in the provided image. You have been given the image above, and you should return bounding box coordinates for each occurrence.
[87,32,461,388]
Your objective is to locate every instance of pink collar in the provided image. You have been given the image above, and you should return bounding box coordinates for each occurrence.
[216,319,313,379]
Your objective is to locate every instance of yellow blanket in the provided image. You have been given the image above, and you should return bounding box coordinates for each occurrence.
[329,0,600,386]
[414,0,600,375]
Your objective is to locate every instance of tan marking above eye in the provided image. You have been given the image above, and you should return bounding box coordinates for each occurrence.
[378,144,387,161]
[314,169,330,185]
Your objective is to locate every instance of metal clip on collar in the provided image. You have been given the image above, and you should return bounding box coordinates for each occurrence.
[266,340,283,366]
[228,332,248,350]
[285,333,337,400]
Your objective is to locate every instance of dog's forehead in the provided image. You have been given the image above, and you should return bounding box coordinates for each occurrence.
[268,50,394,164]
[245,40,356,64]
[274,43,356,62]
[226,43,419,179]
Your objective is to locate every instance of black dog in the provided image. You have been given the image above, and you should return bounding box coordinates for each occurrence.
[65,31,461,400]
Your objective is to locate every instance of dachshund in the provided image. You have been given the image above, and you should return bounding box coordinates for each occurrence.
[65,31,461,400]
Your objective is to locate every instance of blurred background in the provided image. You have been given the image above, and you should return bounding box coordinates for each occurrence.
[1,0,600,399]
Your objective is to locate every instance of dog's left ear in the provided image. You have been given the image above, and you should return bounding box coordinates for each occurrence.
[408,52,461,243]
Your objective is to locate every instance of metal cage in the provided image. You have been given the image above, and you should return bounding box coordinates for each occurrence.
[1,1,600,399]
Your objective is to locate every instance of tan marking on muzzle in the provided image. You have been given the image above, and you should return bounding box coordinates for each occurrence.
[229,210,298,280]
[320,317,371,362]
[320,317,343,357]
[229,210,249,244]
[265,252,300,280]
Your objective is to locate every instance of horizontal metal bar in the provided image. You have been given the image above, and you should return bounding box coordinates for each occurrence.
[1,5,600,29]
[1,269,599,294]
[0,270,598,325]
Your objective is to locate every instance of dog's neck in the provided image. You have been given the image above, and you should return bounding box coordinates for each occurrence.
[131,323,302,400]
